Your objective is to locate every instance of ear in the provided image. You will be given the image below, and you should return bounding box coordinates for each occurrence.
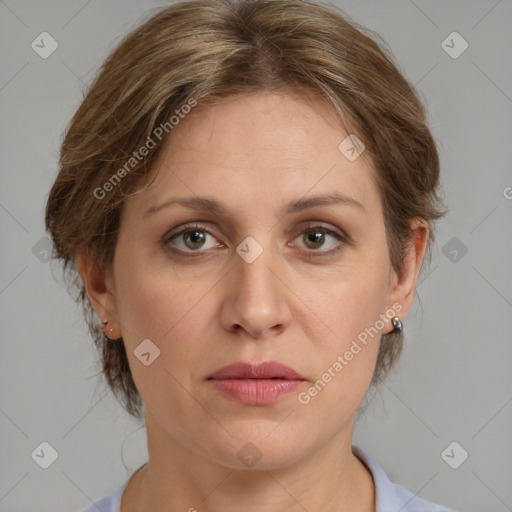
[385,218,429,333]
[76,252,121,340]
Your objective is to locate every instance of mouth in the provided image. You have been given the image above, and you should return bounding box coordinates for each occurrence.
[207,360,306,380]
[206,361,306,406]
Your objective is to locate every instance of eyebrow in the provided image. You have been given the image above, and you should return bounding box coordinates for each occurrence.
[143,192,366,218]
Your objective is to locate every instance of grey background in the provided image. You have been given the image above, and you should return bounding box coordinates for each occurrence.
[1,0,511,511]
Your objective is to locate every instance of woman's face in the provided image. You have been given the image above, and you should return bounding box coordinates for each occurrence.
[94,90,421,469]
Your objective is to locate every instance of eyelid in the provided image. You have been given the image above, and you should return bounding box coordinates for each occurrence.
[293,221,346,239]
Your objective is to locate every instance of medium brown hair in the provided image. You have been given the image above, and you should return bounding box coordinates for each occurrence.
[45,0,447,419]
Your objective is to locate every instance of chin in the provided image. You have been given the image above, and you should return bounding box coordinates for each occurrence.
[206,427,314,471]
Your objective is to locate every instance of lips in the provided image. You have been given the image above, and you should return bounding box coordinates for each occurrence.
[207,361,305,381]
[207,361,306,406]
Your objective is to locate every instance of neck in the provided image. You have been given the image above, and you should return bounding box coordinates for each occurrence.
[121,412,375,512]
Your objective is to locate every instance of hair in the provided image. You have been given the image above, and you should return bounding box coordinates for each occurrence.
[45,0,447,419]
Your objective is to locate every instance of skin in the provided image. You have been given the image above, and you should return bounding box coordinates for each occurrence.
[77,89,428,512]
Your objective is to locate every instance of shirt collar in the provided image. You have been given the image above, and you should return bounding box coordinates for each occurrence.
[353,445,421,512]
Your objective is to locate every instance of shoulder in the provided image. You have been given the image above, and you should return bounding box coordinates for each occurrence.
[353,446,453,512]
[80,479,127,512]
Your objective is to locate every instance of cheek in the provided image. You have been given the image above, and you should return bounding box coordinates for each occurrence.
[113,243,191,338]
[298,281,385,423]
[321,251,390,343]
[112,258,208,414]
[307,249,390,389]
[113,250,217,379]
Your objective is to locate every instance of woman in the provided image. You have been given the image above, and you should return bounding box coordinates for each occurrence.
[45,0,451,510]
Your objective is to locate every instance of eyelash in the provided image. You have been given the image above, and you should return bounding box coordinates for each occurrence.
[162,222,348,259]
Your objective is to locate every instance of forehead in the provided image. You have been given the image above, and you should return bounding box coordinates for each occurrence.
[162,90,354,166]
[128,90,381,219]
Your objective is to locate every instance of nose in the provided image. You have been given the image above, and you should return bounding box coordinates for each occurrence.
[220,239,291,339]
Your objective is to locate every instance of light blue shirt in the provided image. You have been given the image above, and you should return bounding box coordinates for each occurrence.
[81,446,453,511]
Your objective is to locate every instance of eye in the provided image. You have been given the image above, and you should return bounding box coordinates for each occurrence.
[164,224,221,255]
[291,224,346,255]
[162,222,347,258]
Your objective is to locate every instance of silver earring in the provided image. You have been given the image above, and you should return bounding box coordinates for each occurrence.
[391,316,403,333]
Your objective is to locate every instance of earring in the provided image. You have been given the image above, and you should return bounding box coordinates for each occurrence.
[391,316,403,333]
[101,319,114,335]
